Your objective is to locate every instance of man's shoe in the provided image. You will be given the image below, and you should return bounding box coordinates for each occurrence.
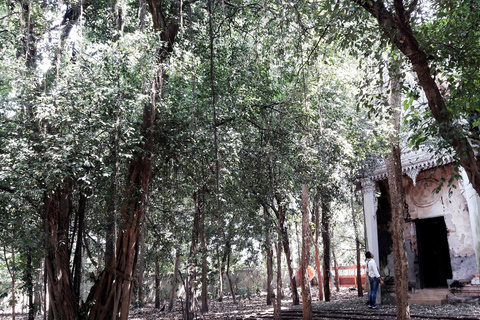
[372,306,381,309]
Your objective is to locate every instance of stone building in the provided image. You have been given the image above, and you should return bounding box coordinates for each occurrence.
[361,149,480,303]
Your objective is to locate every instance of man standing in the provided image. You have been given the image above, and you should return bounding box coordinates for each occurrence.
[366,251,384,309]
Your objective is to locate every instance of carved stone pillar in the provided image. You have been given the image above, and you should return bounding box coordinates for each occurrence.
[460,168,480,273]
[361,179,380,267]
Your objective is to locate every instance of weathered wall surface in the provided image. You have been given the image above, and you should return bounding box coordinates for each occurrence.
[403,164,477,281]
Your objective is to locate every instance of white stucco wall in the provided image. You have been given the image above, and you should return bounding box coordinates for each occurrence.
[404,164,477,280]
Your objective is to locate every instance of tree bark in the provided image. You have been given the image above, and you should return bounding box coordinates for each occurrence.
[282,233,299,305]
[321,200,331,302]
[217,247,224,301]
[200,207,209,312]
[186,191,202,320]
[273,242,282,320]
[225,245,236,303]
[332,246,340,292]
[275,200,300,305]
[384,58,411,320]
[26,251,35,320]
[313,196,324,301]
[353,0,480,195]
[4,247,16,320]
[155,253,161,309]
[207,0,220,192]
[105,180,117,274]
[43,184,78,320]
[138,0,147,31]
[137,224,147,305]
[86,96,156,318]
[72,189,86,305]
[300,184,313,320]
[351,185,364,297]
[105,52,122,283]
[20,2,79,318]
[264,206,274,306]
[86,1,182,318]
[168,247,181,311]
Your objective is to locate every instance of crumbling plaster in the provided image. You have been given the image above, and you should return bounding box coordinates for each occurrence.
[403,164,476,280]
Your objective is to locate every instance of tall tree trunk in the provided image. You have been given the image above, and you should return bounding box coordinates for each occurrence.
[138,0,146,31]
[264,206,274,306]
[276,201,299,305]
[43,259,47,320]
[217,235,231,302]
[350,184,363,296]
[200,209,209,313]
[43,183,78,320]
[26,251,35,320]
[105,180,117,273]
[282,232,299,305]
[136,225,147,305]
[86,58,159,316]
[155,253,161,309]
[72,189,86,305]
[207,0,220,191]
[4,247,16,320]
[385,57,411,320]
[19,0,36,68]
[313,196,324,301]
[300,184,313,320]
[354,0,480,195]
[86,91,156,318]
[112,0,126,36]
[217,247,224,302]
[105,94,121,277]
[321,200,331,302]
[20,2,80,318]
[168,247,181,311]
[186,191,202,320]
[273,241,282,320]
[86,2,182,318]
[225,245,236,303]
[332,246,340,292]
[207,0,224,308]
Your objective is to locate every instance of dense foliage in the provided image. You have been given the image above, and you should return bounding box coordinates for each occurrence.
[0,0,478,319]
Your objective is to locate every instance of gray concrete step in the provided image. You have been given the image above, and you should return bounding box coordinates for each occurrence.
[409,288,449,305]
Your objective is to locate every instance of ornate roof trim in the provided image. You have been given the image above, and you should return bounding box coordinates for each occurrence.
[366,149,455,185]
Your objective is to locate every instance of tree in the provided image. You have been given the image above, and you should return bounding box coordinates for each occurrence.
[351,0,480,195]
[273,241,282,320]
[86,1,186,318]
[321,198,332,302]
[312,195,324,301]
[384,55,410,320]
[264,206,274,306]
[350,185,364,297]
[0,1,400,319]
[300,184,313,319]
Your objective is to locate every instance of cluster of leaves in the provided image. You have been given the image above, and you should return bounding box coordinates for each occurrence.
[0,0,388,308]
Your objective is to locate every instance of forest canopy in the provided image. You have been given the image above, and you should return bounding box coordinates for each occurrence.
[0,0,479,319]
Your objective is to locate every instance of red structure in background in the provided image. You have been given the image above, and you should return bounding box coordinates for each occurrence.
[301,265,366,289]
[296,265,316,282]
[336,265,366,288]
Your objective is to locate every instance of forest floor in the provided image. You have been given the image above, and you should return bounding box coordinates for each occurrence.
[128,287,480,320]
[2,288,479,319]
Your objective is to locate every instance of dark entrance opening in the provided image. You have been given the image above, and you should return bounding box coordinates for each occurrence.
[416,217,453,288]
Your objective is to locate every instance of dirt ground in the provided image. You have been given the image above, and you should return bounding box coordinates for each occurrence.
[128,288,480,320]
[129,288,358,320]
[2,288,480,319]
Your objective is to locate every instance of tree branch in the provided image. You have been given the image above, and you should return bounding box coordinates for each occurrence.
[0,185,15,193]
[223,0,261,9]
